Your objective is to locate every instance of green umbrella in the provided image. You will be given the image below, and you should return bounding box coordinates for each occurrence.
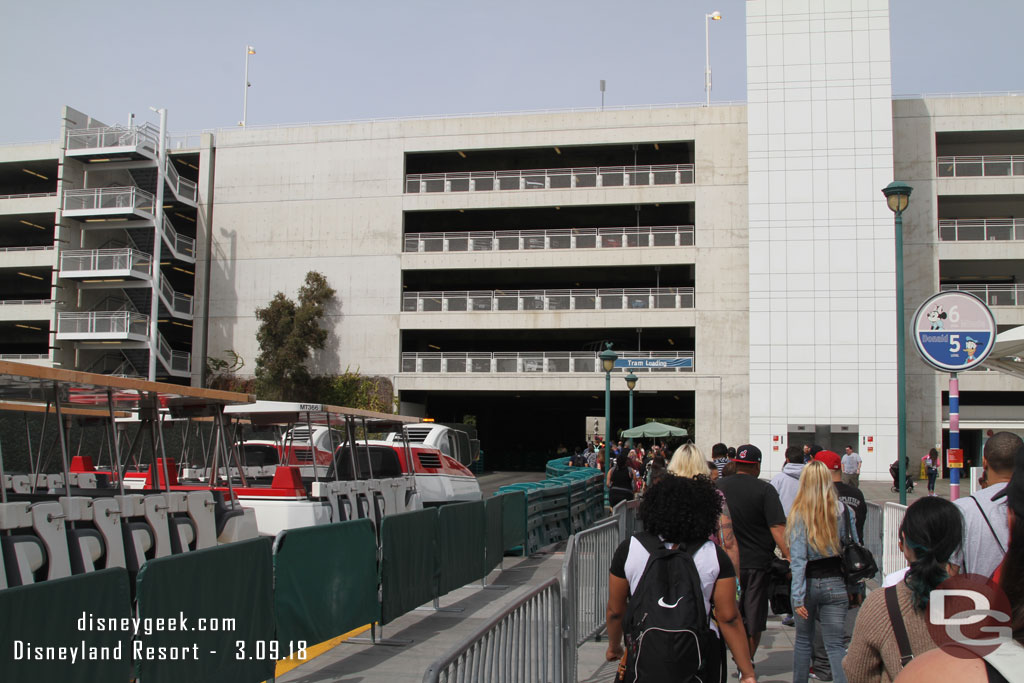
[619,421,688,439]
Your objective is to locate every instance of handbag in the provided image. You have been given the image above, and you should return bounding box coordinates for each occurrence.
[767,556,792,615]
[840,505,878,583]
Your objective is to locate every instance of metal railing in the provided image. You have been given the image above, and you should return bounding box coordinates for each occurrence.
[403,287,695,313]
[164,159,198,204]
[422,577,563,683]
[0,192,57,201]
[863,502,883,582]
[937,155,1024,178]
[560,518,620,683]
[404,226,695,253]
[940,283,1024,306]
[157,332,190,374]
[401,350,695,374]
[406,164,694,194]
[0,246,55,252]
[612,499,643,541]
[939,218,1024,242]
[0,353,49,360]
[0,299,54,306]
[882,502,908,577]
[62,187,155,215]
[162,215,197,261]
[159,277,194,317]
[56,311,149,337]
[60,248,152,277]
[65,124,158,155]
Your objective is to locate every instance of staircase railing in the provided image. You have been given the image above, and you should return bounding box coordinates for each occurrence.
[161,214,197,261]
[158,276,194,317]
[56,311,149,337]
[164,160,198,204]
[156,332,190,375]
[60,248,152,277]
[65,124,158,156]
[62,187,155,215]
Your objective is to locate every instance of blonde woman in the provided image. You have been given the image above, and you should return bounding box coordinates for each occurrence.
[668,442,741,576]
[788,459,853,683]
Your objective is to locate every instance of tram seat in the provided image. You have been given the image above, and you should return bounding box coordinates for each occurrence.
[43,473,64,492]
[67,472,103,489]
[164,492,197,554]
[3,474,32,494]
[0,500,73,586]
[142,494,173,558]
[115,495,155,573]
[60,496,107,573]
[185,491,218,550]
[211,492,258,544]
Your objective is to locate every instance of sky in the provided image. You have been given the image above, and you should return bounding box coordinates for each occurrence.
[1,0,1022,144]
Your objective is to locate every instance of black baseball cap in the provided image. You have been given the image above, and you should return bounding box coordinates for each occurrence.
[731,444,762,464]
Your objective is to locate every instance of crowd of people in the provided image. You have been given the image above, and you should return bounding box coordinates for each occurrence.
[598,433,1024,683]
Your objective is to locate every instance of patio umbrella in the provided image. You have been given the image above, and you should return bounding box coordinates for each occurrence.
[619,421,688,439]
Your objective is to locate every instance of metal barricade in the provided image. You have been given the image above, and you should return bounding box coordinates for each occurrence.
[882,502,908,576]
[560,518,620,682]
[863,502,883,581]
[612,499,642,540]
[422,577,563,683]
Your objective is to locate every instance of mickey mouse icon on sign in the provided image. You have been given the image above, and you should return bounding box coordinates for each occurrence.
[927,305,947,330]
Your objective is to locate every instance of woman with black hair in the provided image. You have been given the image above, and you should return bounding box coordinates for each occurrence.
[605,474,756,682]
[843,496,963,682]
[924,448,939,495]
[606,452,636,508]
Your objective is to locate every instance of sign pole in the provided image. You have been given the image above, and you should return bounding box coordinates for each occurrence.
[949,372,960,501]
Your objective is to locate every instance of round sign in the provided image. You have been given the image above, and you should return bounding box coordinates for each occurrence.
[913,291,997,372]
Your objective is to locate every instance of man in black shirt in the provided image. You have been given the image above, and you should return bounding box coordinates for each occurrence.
[716,444,789,658]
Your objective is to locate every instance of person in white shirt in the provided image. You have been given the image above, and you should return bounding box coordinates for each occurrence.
[841,447,862,488]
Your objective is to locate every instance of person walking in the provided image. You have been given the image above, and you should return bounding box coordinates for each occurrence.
[923,448,939,495]
[717,444,789,659]
[949,431,1024,577]
[607,452,637,508]
[841,447,862,488]
[771,445,806,515]
[605,474,757,683]
[843,496,963,683]
[788,461,853,683]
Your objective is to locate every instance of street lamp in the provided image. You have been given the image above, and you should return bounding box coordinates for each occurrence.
[882,180,913,505]
[599,343,619,467]
[705,11,722,108]
[241,45,255,127]
[624,371,638,448]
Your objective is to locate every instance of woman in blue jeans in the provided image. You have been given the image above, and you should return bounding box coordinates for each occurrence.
[788,460,853,683]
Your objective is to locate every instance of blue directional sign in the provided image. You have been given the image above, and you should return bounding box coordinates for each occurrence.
[912,291,997,372]
[614,357,693,369]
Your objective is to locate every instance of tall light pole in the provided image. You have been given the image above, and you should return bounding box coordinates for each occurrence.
[625,372,638,447]
[705,11,722,107]
[600,343,619,468]
[147,106,166,382]
[882,181,913,505]
[241,45,255,127]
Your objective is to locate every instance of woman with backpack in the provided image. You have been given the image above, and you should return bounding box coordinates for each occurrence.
[605,474,756,683]
[607,452,637,508]
[788,461,854,683]
[842,496,962,682]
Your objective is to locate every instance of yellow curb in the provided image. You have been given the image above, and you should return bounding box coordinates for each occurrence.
[272,623,372,678]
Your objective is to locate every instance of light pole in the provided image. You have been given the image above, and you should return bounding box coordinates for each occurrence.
[625,371,638,448]
[882,181,913,505]
[600,343,619,468]
[705,11,722,107]
[147,106,166,382]
[241,45,255,127]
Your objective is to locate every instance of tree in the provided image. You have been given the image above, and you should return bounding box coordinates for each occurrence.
[254,271,336,401]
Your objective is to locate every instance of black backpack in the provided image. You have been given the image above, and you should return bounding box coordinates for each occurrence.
[620,532,718,683]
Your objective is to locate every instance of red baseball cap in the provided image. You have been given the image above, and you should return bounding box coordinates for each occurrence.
[814,450,842,471]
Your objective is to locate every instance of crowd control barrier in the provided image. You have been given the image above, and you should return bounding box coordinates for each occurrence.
[882,502,909,577]
[0,567,132,683]
[273,519,379,645]
[484,496,504,576]
[380,508,440,625]
[612,499,643,539]
[501,490,527,554]
[863,502,883,582]
[135,537,276,683]
[438,501,486,597]
[560,517,620,682]
[422,577,564,683]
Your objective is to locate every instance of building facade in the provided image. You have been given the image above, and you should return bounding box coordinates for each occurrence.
[1,1,1021,475]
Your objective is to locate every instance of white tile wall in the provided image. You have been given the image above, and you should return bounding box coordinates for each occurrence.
[748,0,896,477]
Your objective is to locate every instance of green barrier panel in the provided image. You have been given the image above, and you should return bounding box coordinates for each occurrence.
[484,496,503,574]
[380,508,438,625]
[0,568,132,683]
[135,537,274,683]
[437,501,485,596]
[274,519,379,646]
[500,490,526,553]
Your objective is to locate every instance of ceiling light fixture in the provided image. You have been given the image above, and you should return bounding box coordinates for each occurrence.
[22,169,48,180]
[17,271,44,280]
[19,220,47,230]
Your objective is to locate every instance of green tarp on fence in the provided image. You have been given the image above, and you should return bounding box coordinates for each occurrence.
[135,537,275,683]
[274,519,379,646]
[501,490,527,553]
[484,496,504,574]
[437,501,485,596]
[380,508,438,625]
[0,568,132,683]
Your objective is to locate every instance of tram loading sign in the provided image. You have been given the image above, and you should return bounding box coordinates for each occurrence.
[912,291,997,372]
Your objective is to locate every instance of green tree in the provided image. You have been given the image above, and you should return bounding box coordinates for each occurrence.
[254,271,336,401]
[320,369,396,413]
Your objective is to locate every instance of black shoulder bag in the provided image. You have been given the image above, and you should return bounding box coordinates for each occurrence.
[840,505,878,583]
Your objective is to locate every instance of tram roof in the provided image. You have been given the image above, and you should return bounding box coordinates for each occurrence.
[0,361,254,414]
[222,400,420,428]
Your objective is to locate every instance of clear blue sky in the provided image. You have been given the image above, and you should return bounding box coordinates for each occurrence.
[1,0,1021,143]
